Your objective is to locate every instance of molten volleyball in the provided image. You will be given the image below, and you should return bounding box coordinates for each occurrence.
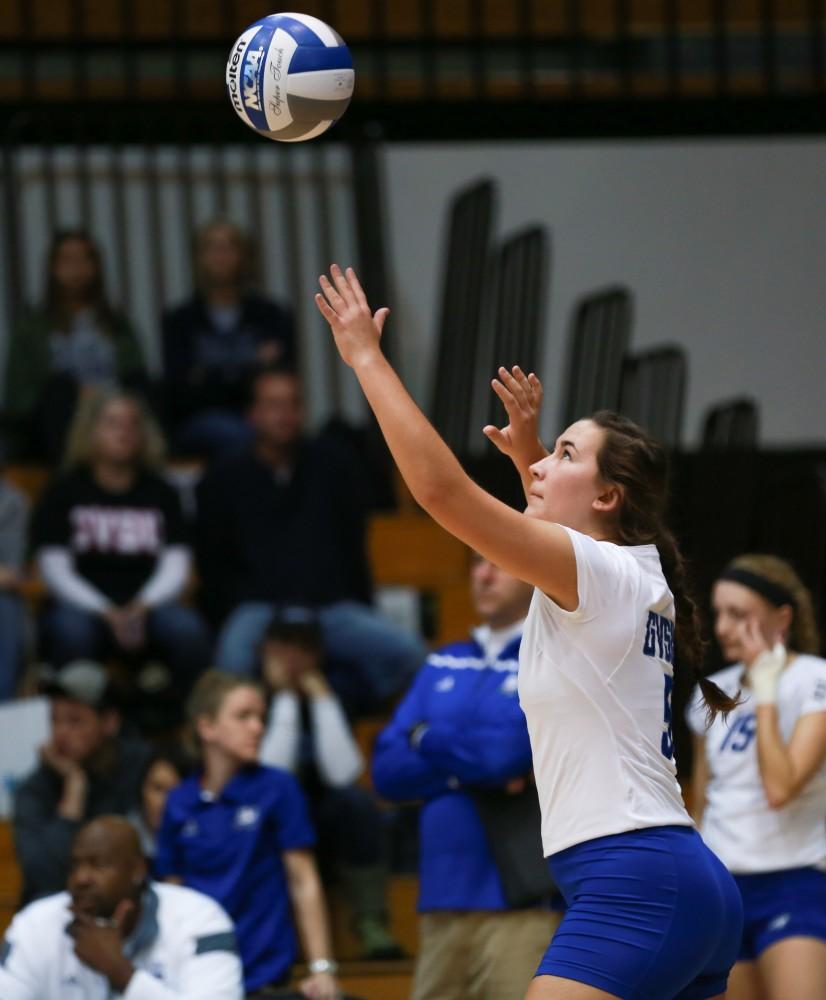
[225,12,354,142]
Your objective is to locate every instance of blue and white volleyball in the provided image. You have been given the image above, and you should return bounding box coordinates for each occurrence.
[226,12,354,142]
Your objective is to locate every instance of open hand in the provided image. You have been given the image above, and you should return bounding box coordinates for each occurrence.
[483,366,548,467]
[315,264,389,368]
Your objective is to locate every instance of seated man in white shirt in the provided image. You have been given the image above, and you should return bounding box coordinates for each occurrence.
[0,815,243,999]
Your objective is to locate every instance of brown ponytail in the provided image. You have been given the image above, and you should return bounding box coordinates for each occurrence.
[591,411,740,722]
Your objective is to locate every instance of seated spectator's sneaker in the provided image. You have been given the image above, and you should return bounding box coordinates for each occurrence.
[355,915,405,960]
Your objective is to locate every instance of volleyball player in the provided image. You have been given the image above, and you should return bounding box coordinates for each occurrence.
[688,555,826,1000]
[315,265,743,1000]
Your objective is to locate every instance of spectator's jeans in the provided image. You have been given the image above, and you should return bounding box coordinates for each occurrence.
[216,601,426,710]
[0,590,26,700]
[40,601,211,692]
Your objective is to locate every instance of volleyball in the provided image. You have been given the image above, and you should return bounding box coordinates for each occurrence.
[225,12,354,143]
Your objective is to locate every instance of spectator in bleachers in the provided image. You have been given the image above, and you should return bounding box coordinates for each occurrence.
[4,229,147,463]
[12,660,152,906]
[0,815,244,999]
[0,440,29,701]
[196,365,425,712]
[161,218,295,459]
[32,388,210,698]
[156,670,341,999]
[129,747,189,865]
[372,553,558,1000]
[258,610,403,960]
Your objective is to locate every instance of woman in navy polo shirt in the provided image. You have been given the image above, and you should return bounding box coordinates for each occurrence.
[155,670,340,998]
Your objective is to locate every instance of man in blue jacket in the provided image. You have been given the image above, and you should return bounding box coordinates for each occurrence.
[372,554,557,1000]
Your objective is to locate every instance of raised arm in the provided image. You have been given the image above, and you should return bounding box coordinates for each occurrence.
[315,266,577,609]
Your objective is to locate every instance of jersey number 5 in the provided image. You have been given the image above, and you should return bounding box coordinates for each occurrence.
[661,674,674,759]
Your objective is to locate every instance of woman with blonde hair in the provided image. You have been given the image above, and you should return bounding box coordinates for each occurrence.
[156,670,341,998]
[32,388,210,701]
[689,555,826,1000]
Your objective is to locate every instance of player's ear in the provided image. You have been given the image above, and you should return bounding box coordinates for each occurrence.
[776,603,794,642]
[593,483,623,515]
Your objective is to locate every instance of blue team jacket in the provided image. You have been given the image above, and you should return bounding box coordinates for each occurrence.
[372,634,533,911]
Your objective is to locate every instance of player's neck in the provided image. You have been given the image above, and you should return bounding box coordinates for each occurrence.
[200,750,242,797]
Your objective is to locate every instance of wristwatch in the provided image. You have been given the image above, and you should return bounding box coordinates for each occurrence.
[308,958,339,975]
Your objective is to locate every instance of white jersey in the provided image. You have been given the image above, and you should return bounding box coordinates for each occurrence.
[519,526,691,858]
[687,655,826,874]
[0,882,243,1000]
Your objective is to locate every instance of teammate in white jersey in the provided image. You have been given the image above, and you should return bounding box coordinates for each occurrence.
[688,555,826,1000]
[315,265,743,1000]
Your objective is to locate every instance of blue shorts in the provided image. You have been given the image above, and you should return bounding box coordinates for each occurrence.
[734,867,826,961]
[536,826,743,1000]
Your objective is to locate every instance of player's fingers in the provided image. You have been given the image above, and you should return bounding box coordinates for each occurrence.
[318,275,345,314]
[346,267,370,310]
[491,377,521,415]
[482,425,510,453]
[315,292,340,326]
[499,366,530,411]
[373,307,390,333]
[528,372,543,401]
[330,263,356,306]
[511,365,534,397]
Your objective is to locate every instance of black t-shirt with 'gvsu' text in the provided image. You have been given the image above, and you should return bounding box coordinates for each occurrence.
[32,466,186,605]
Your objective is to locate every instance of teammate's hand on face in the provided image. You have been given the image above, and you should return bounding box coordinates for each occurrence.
[315,265,389,369]
[482,366,547,464]
[737,615,771,668]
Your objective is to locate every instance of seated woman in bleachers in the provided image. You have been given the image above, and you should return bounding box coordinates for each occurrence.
[4,229,148,463]
[129,746,189,865]
[257,610,403,960]
[31,389,210,701]
[155,670,341,999]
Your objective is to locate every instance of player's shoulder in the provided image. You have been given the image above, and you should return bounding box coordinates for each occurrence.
[784,653,826,697]
[425,638,484,669]
[152,882,233,931]
[246,762,304,802]
[787,653,826,677]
